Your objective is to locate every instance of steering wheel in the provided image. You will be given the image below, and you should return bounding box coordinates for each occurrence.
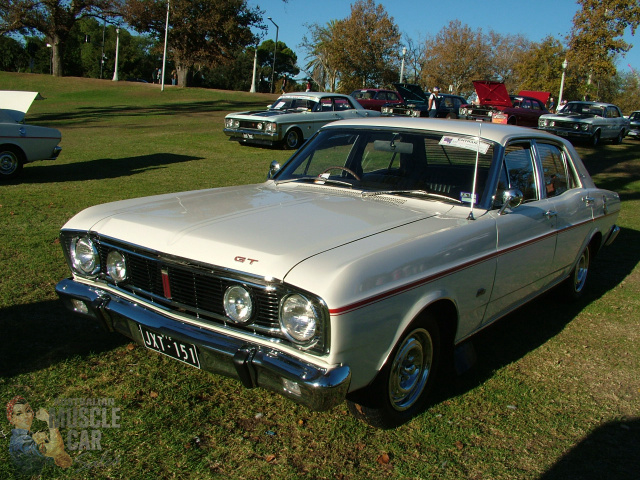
[319,166,361,181]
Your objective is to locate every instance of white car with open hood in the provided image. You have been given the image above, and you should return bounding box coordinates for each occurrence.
[0,90,62,179]
[56,118,620,428]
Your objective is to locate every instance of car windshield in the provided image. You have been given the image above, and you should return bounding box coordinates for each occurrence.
[629,112,640,121]
[270,97,317,112]
[275,128,495,205]
[560,102,604,117]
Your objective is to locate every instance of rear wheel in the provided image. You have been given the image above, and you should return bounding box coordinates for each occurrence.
[563,244,591,300]
[347,316,441,429]
[0,146,24,180]
[613,129,624,145]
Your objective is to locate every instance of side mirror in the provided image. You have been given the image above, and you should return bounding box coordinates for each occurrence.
[498,189,524,215]
[267,160,281,179]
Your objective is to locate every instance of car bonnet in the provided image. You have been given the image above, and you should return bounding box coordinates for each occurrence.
[62,183,452,280]
[472,81,512,108]
[0,91,42,123]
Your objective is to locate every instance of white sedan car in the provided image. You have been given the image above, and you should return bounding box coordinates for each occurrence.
[224,91,380,149]
[0,91,62,179]
[56,118,620,428]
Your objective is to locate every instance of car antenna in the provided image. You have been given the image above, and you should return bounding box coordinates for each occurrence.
[467,122,481,221]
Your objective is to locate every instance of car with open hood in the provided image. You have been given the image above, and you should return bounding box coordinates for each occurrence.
[538,101,629,146]
[350,88,403,111]
[56,117,620,428]
[458,81,550,127]
[223,92,380,149]
[627,110,640,140]
[0,90,62,179]
[381,83,466,118]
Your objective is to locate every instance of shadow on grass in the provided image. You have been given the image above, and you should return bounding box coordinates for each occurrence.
[434,224,640,413]
[0,300,127,377]
[538,418,640,480]
[32,99,272,127]
[15,153,204,184]
[577,142,640,200]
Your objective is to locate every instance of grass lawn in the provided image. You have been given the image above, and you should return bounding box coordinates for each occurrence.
[0,72,638,480]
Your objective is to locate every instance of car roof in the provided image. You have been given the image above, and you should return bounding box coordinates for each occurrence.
[320,117,568,146]
[565,100,618,108]
[351,89,395,93]
[280,92,352,100]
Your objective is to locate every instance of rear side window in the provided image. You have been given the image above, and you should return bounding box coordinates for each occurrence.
[537,143,578,197]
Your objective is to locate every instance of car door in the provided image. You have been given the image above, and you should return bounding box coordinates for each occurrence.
[536,141,594,273]
[483,141,558,323]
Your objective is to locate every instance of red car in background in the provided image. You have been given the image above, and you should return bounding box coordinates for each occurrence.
[350,89,403,111]
[459,81,550,127]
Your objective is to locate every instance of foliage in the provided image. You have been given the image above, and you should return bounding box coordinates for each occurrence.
[421,20,491,95]
[122,0,263,87]
[330,0,401,92]
[569,0,640,98]
[256,39,300,92]
[301,20,340,92]
[0,0,117,77]
[0,35,28,72]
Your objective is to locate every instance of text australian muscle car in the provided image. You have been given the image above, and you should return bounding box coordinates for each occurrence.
[56,118,620,428]
[224,92,380,149]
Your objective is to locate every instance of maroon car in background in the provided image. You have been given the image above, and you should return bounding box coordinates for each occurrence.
[459,81,550,127]
[350,89,403,111]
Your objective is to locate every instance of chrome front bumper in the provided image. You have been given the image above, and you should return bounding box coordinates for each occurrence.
[223,128,279,146]
[55,278,350,411]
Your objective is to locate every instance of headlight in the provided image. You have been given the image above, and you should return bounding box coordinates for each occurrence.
[280,294,318,343]
[257,123,263,130]
[224,285,253,324]
[412,110,420,117]
[69,236,99,275]
[265,122,277,133]
[225,118,233,128]
[581,123,590,131]
[106,250,127,283]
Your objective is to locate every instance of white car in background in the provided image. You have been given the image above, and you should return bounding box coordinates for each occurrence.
[224,92,380,149]
[0,91,62,179]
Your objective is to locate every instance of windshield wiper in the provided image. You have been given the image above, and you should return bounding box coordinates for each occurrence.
[276,177,354,188]
[362,189,463,204]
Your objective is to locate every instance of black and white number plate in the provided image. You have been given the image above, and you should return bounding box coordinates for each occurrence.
[138,325,201,368]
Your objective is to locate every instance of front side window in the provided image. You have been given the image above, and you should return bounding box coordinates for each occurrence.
[494,143,537,207]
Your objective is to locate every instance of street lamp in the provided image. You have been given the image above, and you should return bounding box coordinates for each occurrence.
[112,27,120,81]
[399,47,407,83]
[250,45,258,93]
[161,0,170,91]
[557,58,568,112]
[267,17,279,94]
[46,43,52,75]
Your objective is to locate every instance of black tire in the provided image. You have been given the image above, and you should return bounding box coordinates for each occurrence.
[0,146,24,180]
[507,116,517,125]
[590,130,601,147]
[283,128,303,149]
[613,129,624,145]
[346,315,441,429]
[563,244,591,300]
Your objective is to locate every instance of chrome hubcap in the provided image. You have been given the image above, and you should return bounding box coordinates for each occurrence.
[388,328,433,411]
[574,247,590,293]
[0,152,18,175]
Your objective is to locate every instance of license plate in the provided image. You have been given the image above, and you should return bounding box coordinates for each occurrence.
[138,325,200,368]
[243,133,254,139]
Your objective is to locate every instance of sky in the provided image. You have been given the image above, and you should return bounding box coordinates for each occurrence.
[248,0,640,79]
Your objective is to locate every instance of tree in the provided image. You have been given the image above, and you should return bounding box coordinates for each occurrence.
[0,35,27,72]
[301,20,340,92]
[569,0,640,98]
[421,20,491,95]
[487,31,531,89]
[0,0,117,76]
[257,39,299,92]
[330,0,401,92]
[122,0,263,87]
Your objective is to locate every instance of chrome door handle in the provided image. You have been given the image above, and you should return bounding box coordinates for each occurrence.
[583,196,595,206]
[545,210,557,219]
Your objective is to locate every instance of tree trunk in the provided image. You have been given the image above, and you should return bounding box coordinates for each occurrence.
[177,65,189,87]
[51,35,63,77]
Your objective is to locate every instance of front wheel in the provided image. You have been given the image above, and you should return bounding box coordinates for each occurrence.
[347,316,441,429]
[613,129,624,145]
[0,146,24,180]
[283,128,303,149]
[590,130,601,147]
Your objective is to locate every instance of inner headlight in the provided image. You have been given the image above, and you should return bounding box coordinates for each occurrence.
[280,294,318,343]
[69,236,99,275]
[224,285,253,324]
[106,250,127,283]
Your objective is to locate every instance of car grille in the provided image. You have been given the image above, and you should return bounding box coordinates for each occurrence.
[238,120,263,130]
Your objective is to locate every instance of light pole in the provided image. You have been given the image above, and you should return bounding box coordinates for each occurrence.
[112,27,120,81]
[161,0,170,91]
[267,17,279,94]
[250,45,258,93]
[399,47,407,83]
[557,58,568,112]
[46,43,52,75]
